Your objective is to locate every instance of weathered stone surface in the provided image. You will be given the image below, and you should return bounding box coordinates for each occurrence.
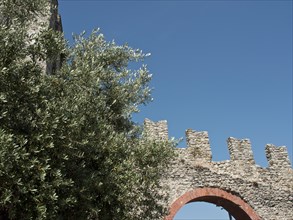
[144,118,168,141]
[28,0,63,74]
[145,119,293,220]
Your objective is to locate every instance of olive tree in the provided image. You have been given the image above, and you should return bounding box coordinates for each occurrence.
[0,0,174,219]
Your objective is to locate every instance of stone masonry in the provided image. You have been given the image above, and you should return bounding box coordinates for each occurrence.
[144,119,293,220]
[27,0,63,74]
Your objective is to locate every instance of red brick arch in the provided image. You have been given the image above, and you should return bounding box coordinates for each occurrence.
[165,187,261,220]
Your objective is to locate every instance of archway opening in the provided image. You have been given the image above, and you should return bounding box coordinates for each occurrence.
[174,202,235,220]
[166,188,260,220]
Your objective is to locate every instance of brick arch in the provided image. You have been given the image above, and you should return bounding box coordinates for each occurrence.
[165,187,261,220]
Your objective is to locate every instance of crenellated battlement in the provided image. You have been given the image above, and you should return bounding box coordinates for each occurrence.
[144,119,292,171]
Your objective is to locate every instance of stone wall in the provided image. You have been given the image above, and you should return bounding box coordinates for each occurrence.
[28,0,63,74]
[46,0,63,74]
[145,119,293,220]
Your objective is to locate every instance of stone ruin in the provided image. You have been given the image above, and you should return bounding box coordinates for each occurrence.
[144,119,293,220]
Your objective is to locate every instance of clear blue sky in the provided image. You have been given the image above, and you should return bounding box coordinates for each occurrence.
[58,0,292,219]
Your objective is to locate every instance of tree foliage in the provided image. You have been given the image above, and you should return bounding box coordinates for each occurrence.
[0,0,174,219]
